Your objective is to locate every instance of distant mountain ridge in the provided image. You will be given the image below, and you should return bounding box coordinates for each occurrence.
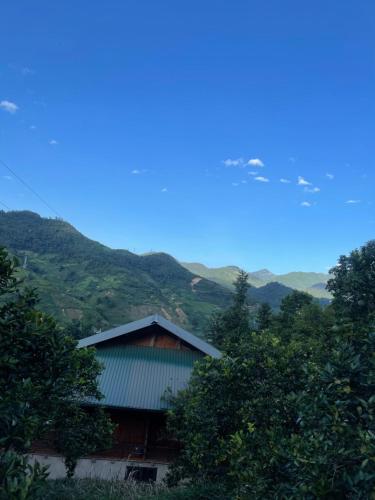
[0,211,328,335]
[0,211,233,333]
[181,262,331,299]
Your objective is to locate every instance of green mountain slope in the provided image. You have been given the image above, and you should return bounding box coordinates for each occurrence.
[182,262,331,299]
[181,262,265,288]
[0,211,233,333]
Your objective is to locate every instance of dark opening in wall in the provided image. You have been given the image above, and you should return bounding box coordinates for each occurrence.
[125,465,157,482]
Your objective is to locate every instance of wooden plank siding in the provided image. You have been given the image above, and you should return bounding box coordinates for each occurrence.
[32,408,179,464]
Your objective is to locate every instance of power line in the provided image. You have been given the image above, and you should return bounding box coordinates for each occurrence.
[0,200,11,210]
[0,158,63,218]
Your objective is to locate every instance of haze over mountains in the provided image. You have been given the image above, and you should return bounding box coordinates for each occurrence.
[0,211,330,333]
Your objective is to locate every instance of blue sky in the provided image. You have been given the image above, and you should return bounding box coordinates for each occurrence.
[0,0,374,273]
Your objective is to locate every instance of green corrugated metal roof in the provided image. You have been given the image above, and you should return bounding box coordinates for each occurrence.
[94,345,202,411]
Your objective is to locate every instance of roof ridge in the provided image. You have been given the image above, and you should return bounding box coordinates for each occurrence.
[78,315,221,358]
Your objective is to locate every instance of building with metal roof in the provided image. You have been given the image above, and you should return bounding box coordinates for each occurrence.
[32,315,221,482]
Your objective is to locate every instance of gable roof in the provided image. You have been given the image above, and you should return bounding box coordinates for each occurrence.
[78,314,222,358]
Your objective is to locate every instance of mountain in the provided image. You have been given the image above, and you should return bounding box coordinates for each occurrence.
[0,211,233,333]
[181,263,265,288]
[250,269,276,282]
[248,282,296,310]
[182,262,331,299]
[0,211,328,335]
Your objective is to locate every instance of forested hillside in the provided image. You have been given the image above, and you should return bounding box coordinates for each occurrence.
[0,211,327,334]
[0,211,233,333]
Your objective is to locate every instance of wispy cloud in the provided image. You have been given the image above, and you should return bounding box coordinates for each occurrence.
[21,66,35,76]
[248,158,264,167]
[301,201,312,207]
[9,63,35,76]
[280,178,291,184]
[254,176,269,183]
[223,158,243,167]
[232,182,239,187]
[305,186,320,193]
[248,171,258,176]
[0,100,18,114]
[3,175,12,181]
[49,139,58,145]
[346,199,361,204]
[29,125,36,130]
[161,187,168,192]
[297,176,312,186]
[131,169,149,175]
[326,173,334,180]
[241,180,247,184]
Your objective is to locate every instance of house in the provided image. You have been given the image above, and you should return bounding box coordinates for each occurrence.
[30,314,221,482]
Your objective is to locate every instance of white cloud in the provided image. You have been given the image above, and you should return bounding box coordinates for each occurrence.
[21,67,34,76]
[297,176,312,186]
[49,139,58,145]
[248,171,258,176]
[346,199,361,204]
[3,175,12,181]
[305,186,320,193]
[301,201,312,207]
[161,187,168,192]
[0,100,18,114]
[131,169,141,174]
[280,178,291,184]
[254,176,269,183]
[326,173,334,180]
[248,158,264,167]
[223,158,243,167]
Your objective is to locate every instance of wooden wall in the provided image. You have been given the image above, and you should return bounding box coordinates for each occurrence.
[32,408,179,464]
[107,324,198,353]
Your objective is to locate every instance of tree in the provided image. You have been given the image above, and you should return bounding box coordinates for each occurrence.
[167,329,312,496]
[327,240,375,330]
[0,247,115,490]
[54,406,114,478]
[285,328,375,497]
[256,303,272,331]
[207,270,250,351]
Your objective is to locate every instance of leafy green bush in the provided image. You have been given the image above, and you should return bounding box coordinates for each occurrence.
[0,451,48,500]
[167,241,375,498]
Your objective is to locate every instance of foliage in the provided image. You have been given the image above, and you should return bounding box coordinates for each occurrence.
[286,328,375,498]
[54,407,115,478]
[167,241,375,497]
[0,450,48,500]
[255,302,272,331]
[327,239,375,330]
[207,270,250,350]
[0,247,114,480]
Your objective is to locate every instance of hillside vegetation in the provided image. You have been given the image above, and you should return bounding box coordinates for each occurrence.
[0,211,233,333]
[0,211,326,335]
[182,261,331,298]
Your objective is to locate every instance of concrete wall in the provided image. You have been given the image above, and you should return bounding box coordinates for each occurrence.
[29,454,169,483]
